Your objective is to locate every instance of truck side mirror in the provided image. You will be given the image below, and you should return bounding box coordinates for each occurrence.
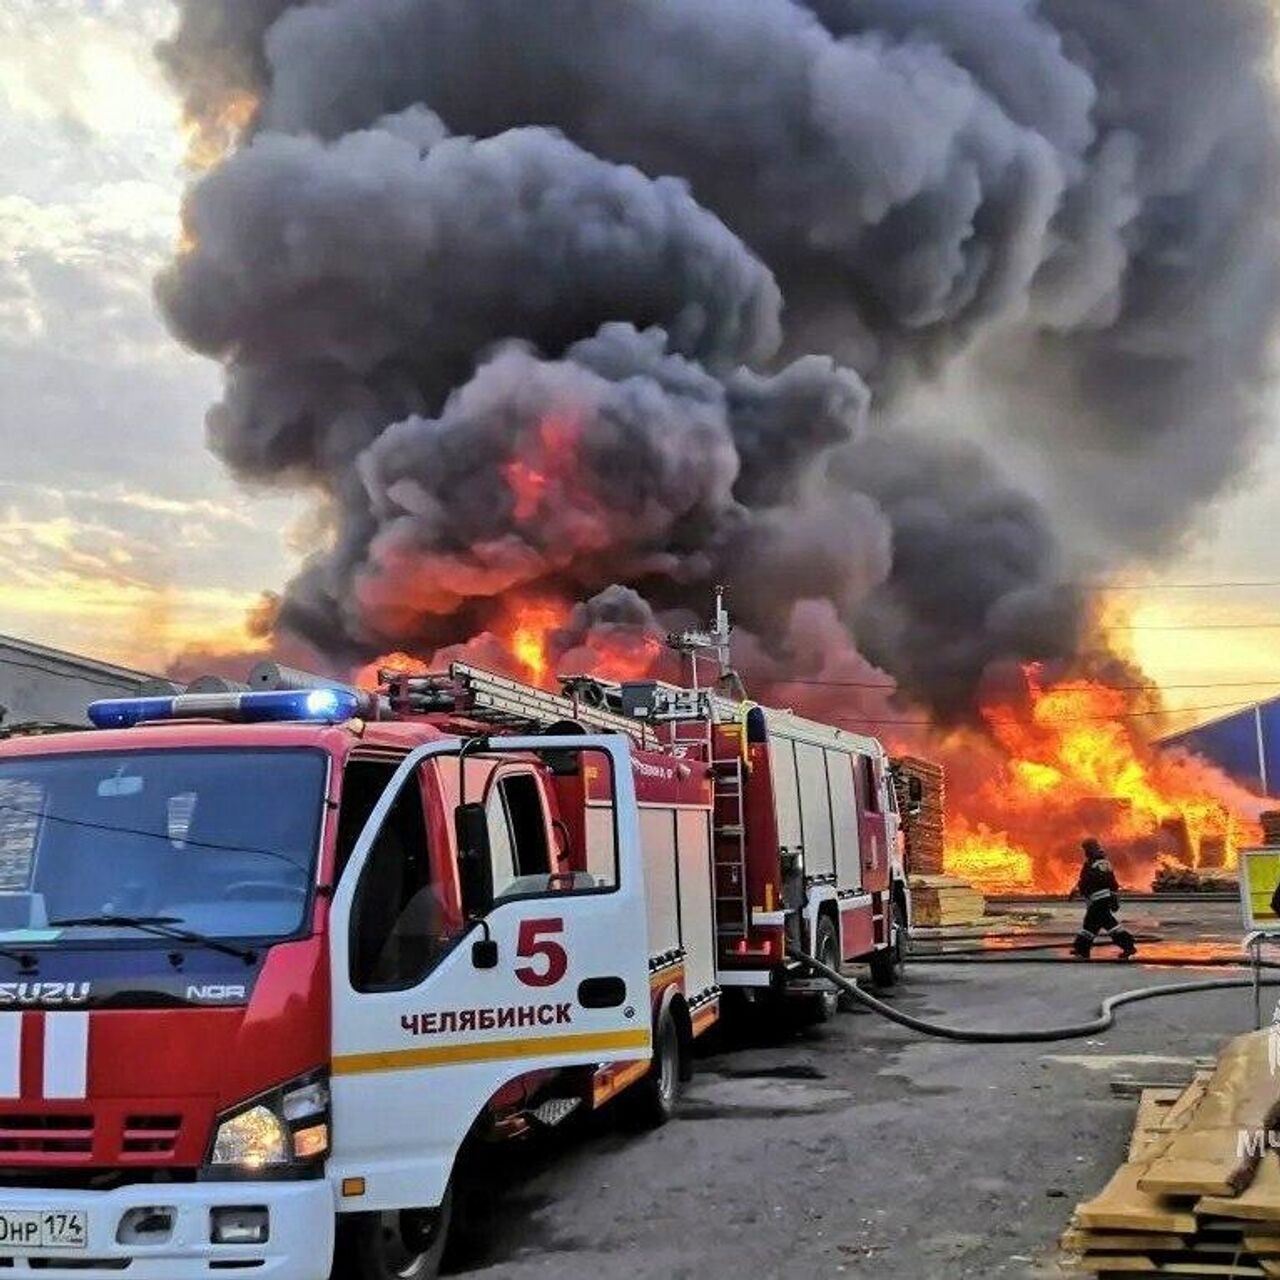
[455,802,494,918]
[907,776,924,816]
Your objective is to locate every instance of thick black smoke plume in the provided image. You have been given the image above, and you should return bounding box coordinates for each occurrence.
[157,0,1280,720]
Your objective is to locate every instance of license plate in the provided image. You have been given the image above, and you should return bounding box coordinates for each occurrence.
[0,1209,87,1250]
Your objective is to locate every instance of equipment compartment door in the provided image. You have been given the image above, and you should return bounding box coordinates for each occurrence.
[328,735,651,1214]
[853,753,890,894]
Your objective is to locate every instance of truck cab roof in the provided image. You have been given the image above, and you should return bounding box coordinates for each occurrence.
[0,716,452,763]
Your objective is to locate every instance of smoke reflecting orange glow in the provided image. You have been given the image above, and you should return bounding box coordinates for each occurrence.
[502,414,581,524]
[184,92,259,170]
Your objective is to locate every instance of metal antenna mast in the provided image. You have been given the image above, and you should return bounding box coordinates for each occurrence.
[666,586,733,696]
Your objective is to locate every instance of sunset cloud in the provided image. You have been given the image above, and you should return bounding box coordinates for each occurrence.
[0,1,298,670]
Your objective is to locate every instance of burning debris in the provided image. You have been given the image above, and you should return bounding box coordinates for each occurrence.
[156,1,1280,892]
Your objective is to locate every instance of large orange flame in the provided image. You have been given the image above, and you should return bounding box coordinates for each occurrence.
[504,600,565,685]
[353,650,430,691]
[941,666,1263,893]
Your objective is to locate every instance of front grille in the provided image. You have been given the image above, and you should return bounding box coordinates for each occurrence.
[121,1115,180,1158]
[0,1169,197,1191]
[0,1116,93,1158]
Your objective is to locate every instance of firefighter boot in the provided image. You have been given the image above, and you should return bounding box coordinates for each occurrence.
[1113,928,1137,960]
[1071,932,1093,959]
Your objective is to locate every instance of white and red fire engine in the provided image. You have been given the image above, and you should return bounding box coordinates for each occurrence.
[0,628,911,1278]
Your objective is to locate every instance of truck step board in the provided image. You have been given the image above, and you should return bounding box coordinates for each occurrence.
[531,1097,583,1128]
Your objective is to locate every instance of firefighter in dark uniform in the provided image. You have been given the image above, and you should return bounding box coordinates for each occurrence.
[1072,837,1137,959]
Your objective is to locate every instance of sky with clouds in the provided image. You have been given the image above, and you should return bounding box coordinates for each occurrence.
[0,0,299,673]
[0,0,1278,714]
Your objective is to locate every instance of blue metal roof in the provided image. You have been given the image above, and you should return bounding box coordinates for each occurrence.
[1160,695,1280,798]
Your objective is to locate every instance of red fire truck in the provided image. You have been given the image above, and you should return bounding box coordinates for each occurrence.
[0,652,911,1278]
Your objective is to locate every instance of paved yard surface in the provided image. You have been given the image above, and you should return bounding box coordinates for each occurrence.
[447,900,1264,1279]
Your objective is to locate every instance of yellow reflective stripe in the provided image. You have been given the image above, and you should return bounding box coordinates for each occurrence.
[333,1027,651,1077]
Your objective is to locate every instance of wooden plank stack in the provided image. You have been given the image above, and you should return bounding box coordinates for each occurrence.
[1062,1030,1280,1276]
[892,755,945,875]
[908,874,987,927]
[1262,812,1280,848]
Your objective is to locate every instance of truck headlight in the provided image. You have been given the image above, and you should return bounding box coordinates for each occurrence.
[211,1105,290,1168]
[207,1071,330,1175]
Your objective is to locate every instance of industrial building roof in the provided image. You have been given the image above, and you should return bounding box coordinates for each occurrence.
[0,633,158,684]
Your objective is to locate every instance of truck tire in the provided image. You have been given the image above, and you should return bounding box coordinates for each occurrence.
[625,1006,683,1129]
[333,1185,452,1280]
[870,897,907,988]
[803,914,841,1024]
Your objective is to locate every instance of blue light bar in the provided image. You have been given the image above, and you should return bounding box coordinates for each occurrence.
[88,687,364,729]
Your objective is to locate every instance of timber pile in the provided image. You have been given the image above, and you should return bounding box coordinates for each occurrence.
[1262,812,1280,847]
[1061,1029,1280,1276]
[909,874,986,927]
[892,755,945,875]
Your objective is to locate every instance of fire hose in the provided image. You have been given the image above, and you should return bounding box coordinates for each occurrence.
[787,948,1280,1044]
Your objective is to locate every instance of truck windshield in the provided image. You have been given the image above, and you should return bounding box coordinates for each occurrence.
[0,749,326,943]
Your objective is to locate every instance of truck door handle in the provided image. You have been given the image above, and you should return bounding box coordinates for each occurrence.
[577,977,627,1008]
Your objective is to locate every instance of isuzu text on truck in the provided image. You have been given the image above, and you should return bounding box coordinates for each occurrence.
[0,639,912,1277]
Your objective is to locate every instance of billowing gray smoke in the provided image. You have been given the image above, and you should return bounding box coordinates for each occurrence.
[156,0,1280,720]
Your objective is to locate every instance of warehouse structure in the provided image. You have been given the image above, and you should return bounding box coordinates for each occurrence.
[0,634,156,729]
[1160,696,1280,799]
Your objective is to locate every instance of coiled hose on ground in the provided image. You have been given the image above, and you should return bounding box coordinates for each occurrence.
[789,947,1280,1044]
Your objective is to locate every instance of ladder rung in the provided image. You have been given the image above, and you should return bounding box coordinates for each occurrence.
[716,825,744,838]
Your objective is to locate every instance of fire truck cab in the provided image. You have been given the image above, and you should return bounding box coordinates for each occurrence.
[0,659,908,1279]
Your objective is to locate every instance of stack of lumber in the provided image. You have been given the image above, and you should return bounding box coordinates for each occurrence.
[1062,1029,1280,1276]
[909,874,986,927]
[1262,812,1280,848]
[892,755,945,875]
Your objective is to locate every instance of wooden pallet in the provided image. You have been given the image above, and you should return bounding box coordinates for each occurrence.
[1062,1031,1280,1276]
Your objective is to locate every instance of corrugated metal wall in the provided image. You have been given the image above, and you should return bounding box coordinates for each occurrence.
[1161,698,1279,798]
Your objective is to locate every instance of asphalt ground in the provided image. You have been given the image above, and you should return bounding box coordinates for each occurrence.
[439,899,1271,1280]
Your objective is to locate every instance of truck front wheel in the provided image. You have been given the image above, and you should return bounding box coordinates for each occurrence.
[334,1185,452,1280]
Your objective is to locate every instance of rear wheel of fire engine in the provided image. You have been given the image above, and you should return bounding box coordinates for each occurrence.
[805,915,840,1024]
[870,898,907,989]
[626,1007,682,1130]
[334,1184,453,1280]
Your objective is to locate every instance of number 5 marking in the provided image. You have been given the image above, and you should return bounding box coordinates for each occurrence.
[515,917,568,988]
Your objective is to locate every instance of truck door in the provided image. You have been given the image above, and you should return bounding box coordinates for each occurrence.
[327,736,651,1215]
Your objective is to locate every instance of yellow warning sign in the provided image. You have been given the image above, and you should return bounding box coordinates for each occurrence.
[1238,848,1280,930]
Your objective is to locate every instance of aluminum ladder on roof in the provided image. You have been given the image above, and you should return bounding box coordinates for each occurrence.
[447,662,648,744]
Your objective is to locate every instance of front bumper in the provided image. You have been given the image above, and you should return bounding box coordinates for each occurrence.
[0,1178,334,1279]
